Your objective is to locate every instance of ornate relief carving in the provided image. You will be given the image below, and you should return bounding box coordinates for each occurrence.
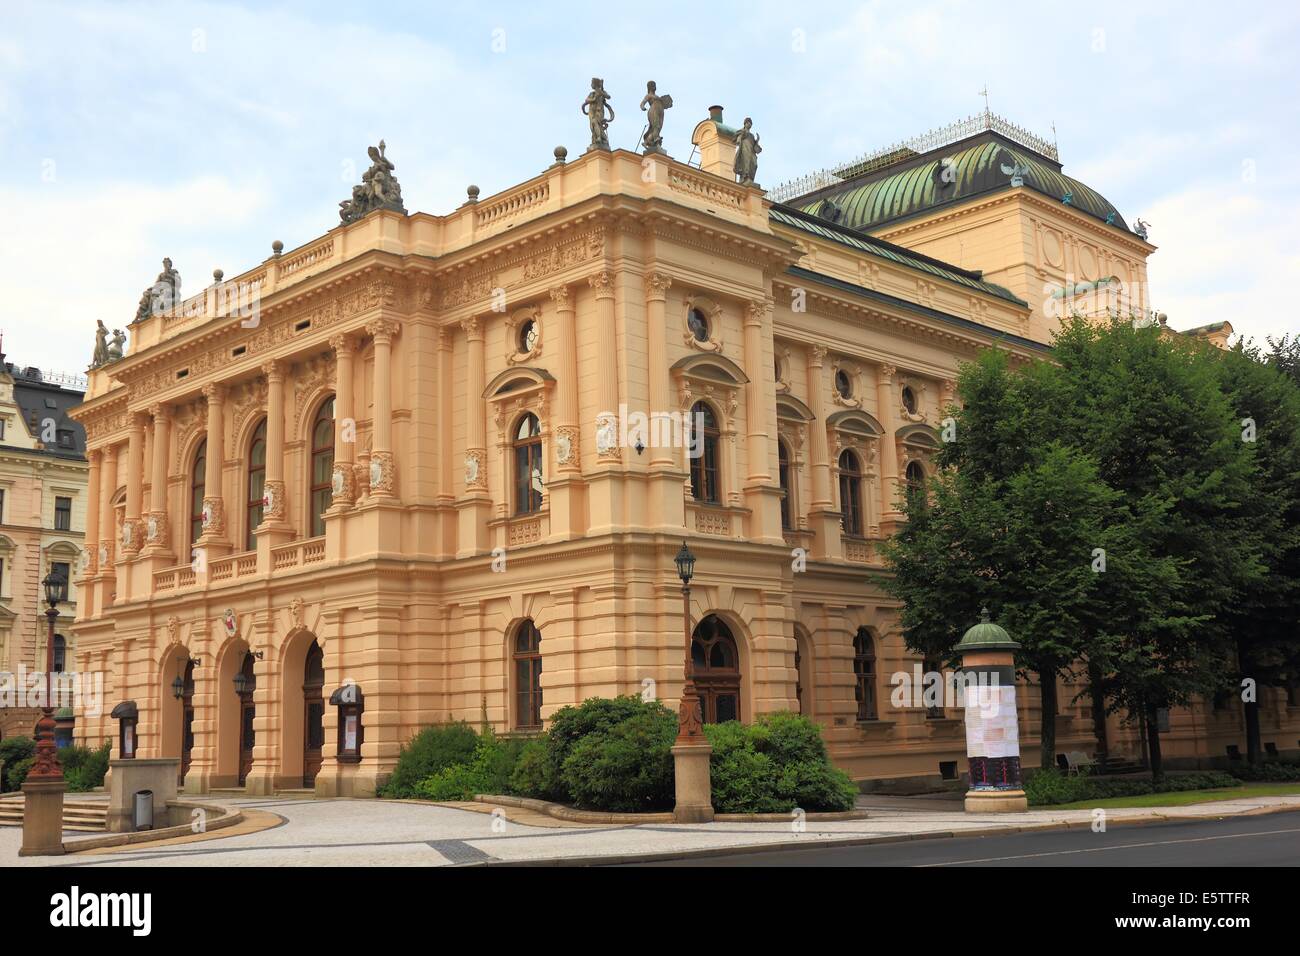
[831,357,862,409]
[369,450,395,494]
[464,449,486,490]
[145,511,169,546]
[262,479,287,520]
[554,424,579,466]
[897,374,929,423]
[200,497,225,537]
[291,352,338,436]
[504,306,542,365]
[587,269,616,299]
[523,230,604,282]
[330,463,355,505]
[230,375,268,437]
[646,272,672,302]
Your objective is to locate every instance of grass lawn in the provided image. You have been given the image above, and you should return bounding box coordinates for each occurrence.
[1048,782,1300,810]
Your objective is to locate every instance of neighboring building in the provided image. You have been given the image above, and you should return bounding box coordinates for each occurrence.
[0,354,88,740]
[68,106,1294,796]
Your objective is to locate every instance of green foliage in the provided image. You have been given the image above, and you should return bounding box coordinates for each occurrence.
[0,736,35,792]
[380,721,480,798]
[62,742,111,792]
[1228,761,1300,782]
[5,756,35,792]
[507,738,551,797]
[412,731,530,802]
[560,706,677,812]
[1025,768,1241,805]
[704,712,858,813]
[536,696,659,802]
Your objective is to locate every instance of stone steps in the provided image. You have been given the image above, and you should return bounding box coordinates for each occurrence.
[0,797,109,831]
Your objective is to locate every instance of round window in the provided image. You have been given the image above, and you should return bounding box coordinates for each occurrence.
[687,307,710,343]
[518,319,538,354]
[901,385,917,414]
[835,369,853,399]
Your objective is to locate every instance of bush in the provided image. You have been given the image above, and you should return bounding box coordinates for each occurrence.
[560,706,676,812]
[62,742,112,793]
[508,738,551,798]
[705,712,857,813]
[0,736,35,792]
[1228,762,1300,782]
[1025,768,1242,805]
[408,730,532,802]
[6,756,35,792]
[380,721,479,798]
[539,696,655,802]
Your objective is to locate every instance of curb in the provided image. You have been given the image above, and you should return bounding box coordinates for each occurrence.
[471,793,870,825]
[476,800,1300,866]
[63,800,243,853]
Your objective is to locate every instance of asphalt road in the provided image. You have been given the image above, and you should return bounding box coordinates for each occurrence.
[624,814,1300,866]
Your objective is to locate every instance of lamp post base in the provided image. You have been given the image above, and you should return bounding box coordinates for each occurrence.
[671,741,714,823]
[18,778,66,856]
[964,788,1028,813]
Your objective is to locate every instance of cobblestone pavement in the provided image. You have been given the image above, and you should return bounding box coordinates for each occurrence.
[4,793,1298,867]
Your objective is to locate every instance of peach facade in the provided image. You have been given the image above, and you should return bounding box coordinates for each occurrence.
[69,119,1299,795]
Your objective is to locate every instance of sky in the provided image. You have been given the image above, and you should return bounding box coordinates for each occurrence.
[2,0,1298,377]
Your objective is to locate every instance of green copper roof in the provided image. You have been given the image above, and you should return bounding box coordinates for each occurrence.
[796,131,1129,234]
[955,607,1020,652]
[770,204,1026,306]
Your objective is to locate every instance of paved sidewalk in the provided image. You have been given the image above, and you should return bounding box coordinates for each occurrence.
[4,791,1298,867]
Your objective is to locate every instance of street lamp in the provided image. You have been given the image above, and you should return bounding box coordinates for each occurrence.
[29,570,66,782]
[674,541,703,741]
[232,651,262,698]
[172,657,200,699]
[670,541,713,822]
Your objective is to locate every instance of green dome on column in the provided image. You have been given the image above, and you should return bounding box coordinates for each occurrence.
[955,607,1020,652]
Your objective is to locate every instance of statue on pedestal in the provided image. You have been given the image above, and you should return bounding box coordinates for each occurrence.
[106,329,126,363]
[339,140,408,224]
[734,117,761,187]
[91,320,110,368]
[582,78,615,151]
[639,81,673,154]
[133,257,181,322]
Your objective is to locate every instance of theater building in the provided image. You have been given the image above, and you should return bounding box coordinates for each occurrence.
[68,106,1297,795]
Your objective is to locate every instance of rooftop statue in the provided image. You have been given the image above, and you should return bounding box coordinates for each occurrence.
[734,117,761,187]
[1133,218,1150,240]
[639,80,672,155]
[106,328,126,363]
[134,257,182,322]
[91,319,110,368]
[339,140,408,224]
[582,78,614,152]
[999,157,1030,188]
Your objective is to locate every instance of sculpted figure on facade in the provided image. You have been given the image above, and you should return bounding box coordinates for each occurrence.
[582,78,615,151]
[91,320,110,368]
[639,80,673,155]
[106,328,126,363]
[734,117,761,187]
[339,140,407,223]
[134,257,181,322]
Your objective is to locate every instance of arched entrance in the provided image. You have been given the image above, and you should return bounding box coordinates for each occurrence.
[237,653,256,786]
[691,614,741,724]
[303,642,325,788]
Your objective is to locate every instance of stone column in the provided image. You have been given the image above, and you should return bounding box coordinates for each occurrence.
[365,319,400,497]
[197,383,229,553]
[589,270,620,462]
[328,334,356,508]
[463,316,487,492]
[550,285,580,474]
[259,361,288,527]
[743,300,771,483]
[876,363,901,527]
[143,404,172,554]
[98,444,119,574]
[85,449,102,575]
[122,413,146,557]
[645,273,673,469]
[805,346,840,559]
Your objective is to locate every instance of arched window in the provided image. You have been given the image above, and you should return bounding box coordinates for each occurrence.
[854,628,877,720]
[691,614,741,723]
[839,449,863,536]
[512,413,543,516]
[53,634,66,673]
[309,398,335,537]
[245,419,267,552]
[513,620,542,729]
[778,440,793,531]
[689,401,721,504]
[189,440,206,546]
[905,460,926,506]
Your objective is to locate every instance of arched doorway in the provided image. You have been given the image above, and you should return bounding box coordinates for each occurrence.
[303,642,325,788]
[237,653,256,786]
[691,614,741,724]
[175,658,196,784]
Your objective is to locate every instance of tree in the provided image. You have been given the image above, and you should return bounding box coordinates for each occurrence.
[880,349,1132,772]
[1214,341,1300,763]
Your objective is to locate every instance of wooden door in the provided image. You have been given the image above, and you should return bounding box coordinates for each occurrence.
[303,642,325,788]
[238,653,255,786]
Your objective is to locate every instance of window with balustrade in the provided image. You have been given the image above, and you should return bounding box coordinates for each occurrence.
[838,449,863,536]
[688,401,721,505]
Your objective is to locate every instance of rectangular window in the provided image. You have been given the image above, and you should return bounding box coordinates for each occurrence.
[54,496,72,531]
[0,418,6,439]
[0,488,5,523]
[52,561,71,602]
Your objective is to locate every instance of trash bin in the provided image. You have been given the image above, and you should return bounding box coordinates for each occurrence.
[133,790,154,831]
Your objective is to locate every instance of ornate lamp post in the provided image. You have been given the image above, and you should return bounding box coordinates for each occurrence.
[19,570,68,856]
[671,541,713,822]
